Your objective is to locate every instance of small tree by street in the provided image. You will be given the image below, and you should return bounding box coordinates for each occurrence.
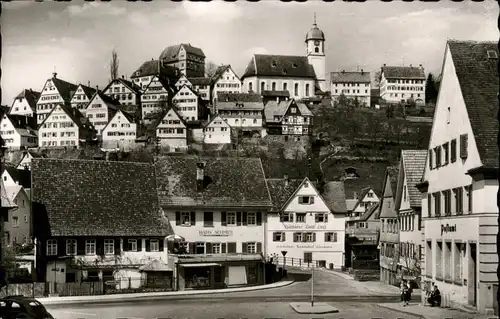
[425,73,438,104]
[400,249,421,288]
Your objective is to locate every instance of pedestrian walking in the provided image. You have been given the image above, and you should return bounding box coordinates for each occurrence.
[400,280,409,306]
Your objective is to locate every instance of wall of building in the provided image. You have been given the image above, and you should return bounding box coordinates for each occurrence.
[104,82,139,107]
[102,111,137,147]
[380,72,425,105]
[331,82,371,107]
[38,105,79,147]
[242,76,316,99]
[86,96,113,135]
[10,98,34,117]
[165,210,266,255]
[204,118,231,144]
[4,190,31,245]
[173,87,199,121]
[212,68,242,104]
[36,79,67,125]
[156,110,188,150]
[141,76,169,120]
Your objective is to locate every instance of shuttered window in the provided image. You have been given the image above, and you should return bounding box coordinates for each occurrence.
[428,149,434,169]
[427,194,432,217]
[460,134,468,159]
[443,143,449,165]
[450,139,457,163]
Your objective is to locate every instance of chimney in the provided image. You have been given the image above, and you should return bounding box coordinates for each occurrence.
[52,72,57,78]
[122,75,125,79]
[361,69,364,74]
[342,70,345,74]
[353,191,358,200]
[196,162,206,191]
[284,174,289,186]
[96,85,99,91]
[410,64,413,68]
[419,64,423,69]
[383,63,386,67]
[88,81,91,87]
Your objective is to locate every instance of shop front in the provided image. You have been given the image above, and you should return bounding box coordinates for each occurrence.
[175,254,264,291]
[424,215,498,314]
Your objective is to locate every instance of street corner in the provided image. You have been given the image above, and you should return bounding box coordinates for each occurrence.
[289,302,339,314]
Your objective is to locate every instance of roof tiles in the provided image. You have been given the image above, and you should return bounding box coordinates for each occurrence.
[242,54,316,79]
[382,66,425,79]
[401,149,427,207]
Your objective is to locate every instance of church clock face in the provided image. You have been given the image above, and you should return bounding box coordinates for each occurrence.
[314,40,320,46]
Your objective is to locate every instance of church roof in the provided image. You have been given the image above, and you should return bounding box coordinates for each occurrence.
[242,54,316,79]
[306,23,325,42]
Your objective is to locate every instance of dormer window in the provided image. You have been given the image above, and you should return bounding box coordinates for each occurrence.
[292,63,298,68]
[282,69,288,75]
[271,61,277,68]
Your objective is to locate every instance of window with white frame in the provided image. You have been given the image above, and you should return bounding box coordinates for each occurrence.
[280,212,294,222]
[150,239,159,252]
[227,212,236,225]
[315,213,328,223]
[306,232,315,242]
[46,239,57,256]
[66,239,77,255]
[273,232,285,242]
[246,242,256,253]
[128,239,138,251]
[247,212,256,225]
[104,239,114,255]
[85,239,96,255]
[296,213,306,223]
[325,232,337,242]
[212,243,221,254]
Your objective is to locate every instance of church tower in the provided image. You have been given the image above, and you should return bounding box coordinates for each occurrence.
[306,14,326,92]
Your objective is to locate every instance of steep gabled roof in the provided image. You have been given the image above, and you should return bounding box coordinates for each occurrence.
[321,181,347,213]
[212,65,241,82]
[204,114,230,129]
[261,90,290,98]
[50,76,79,101]
[400,149,427,207]
[264,99,313,121]
[131,59,181,80]
[87,91,122,111]
[3,114,37,131]
[101,109,136,133]
[12,89,40,109]
[76,84,97,99]
[154,107,187,129]
[188,77,211,86]
[1,180,17,208]
[331,71,371,83]
[447,40,499,169]
[155,156,272,208]
[217,93,262,103]
[381,66,425,79]
[359,202,380,221]
[5,166,31,188]
[39,104,95,135]
[159,44,206,63]
[266,178,303,212]
[377,166,399,219]
[103,78,142,95]
[32,159,171,237]
[242,54,316,79]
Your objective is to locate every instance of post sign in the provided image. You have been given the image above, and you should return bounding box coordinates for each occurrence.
[199,230,233,237]
[441,224,457,235]
[281,251,288,257]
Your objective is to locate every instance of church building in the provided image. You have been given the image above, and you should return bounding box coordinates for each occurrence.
[241,16,327,99]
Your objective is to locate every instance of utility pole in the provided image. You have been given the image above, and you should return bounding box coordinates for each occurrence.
[311,262,315,307]
[0,139,7,287]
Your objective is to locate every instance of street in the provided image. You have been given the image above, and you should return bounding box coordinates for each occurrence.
[47,301,417,319]
[44,270,409,319]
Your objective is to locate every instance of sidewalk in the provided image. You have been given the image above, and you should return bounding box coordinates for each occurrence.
[378,302,498,319]
[38,279,294,306]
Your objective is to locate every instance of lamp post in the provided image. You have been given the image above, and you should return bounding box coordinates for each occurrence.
[311,261,315,307]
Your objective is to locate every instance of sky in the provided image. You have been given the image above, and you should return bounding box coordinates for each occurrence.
[1,0,498,105]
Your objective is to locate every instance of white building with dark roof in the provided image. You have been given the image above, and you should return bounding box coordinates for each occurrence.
[131,59,181,91]
[70,83,97,111]
[216,93,265,137]
[9,89,40,117]
[380,64,426,106]
[36,73,78,125]
[417,40,498,314]
[0,114,38,149]
[331,70,371,107]
[101,109,137,151]
[241,18,327,98]
[211,65,242,105]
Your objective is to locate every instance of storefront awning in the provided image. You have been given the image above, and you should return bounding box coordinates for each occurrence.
[179,263,221,268]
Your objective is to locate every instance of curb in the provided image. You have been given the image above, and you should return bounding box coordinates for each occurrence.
[40,280,295,306]
[377,304,425,319]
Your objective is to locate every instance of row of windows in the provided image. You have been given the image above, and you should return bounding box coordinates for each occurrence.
[39,95,61,102]
[428,134,468,170]
[387,93,422,98]
[0,130,15,135]
[231,118,259,125]
[386,86,424,92]
[279,212,329,223]
[143,94,167,100]
[87,113,107,119]
[334,89,369,95]
[176,241,261,254]
[332,83,369,87]
[110,123,131,128]
[107,132,135,136]
[425,240,463,283]
[216,83,240,88]
[272,231,338,242]
[46,238,161,256]
[41,131,76,138]
[173,99,197,103]
[428,185,472,217]
[41,140,76,146]
[41,122,75,129]
[248,82,309,97]
[385,79,424,85]
[204,127,229,132]
[158,128,184,134]
[380,242,422,260]
[219,110,261,116]
[175,211,263,227]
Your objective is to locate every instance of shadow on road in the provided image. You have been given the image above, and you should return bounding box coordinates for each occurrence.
[286,270,312,282]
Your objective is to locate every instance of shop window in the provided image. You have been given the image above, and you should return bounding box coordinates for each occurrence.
[87,270,100,282]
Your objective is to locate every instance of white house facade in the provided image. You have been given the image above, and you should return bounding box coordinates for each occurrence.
[172,85,201,122]
[0,114,37,149]
[203,115,231,144]
[9,89,40,117]
[266,177,346,269]
[379,65,426,106]
[155,108,187,151]
[70,84,97,112]
[417,40,498,314]
[101,110,137,151]
[85,93,121,136]
[330,70,371,107]
[103,77,141,107]
[211,65,242,105]
[36,73,78,125]
[141,75,170,122]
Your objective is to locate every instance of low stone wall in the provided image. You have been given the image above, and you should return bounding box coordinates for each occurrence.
[0,282,45,298]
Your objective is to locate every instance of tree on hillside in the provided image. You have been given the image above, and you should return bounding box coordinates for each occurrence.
[205,61,218,78]
[425,73,438,104]
[110,48,120,81]
[374,70,382,88]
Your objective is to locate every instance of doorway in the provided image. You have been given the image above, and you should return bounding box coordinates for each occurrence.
[467,243,477,306]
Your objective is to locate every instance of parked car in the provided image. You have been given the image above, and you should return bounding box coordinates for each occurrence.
[0,295,54,319]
